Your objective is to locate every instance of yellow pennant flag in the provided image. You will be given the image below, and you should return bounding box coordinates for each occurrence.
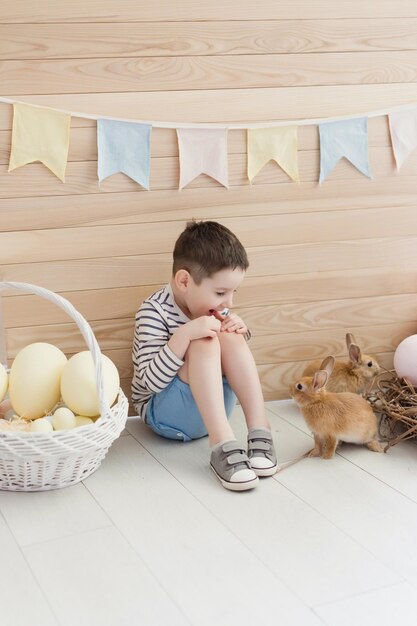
[247,126,299,183]
[8,103,70,182]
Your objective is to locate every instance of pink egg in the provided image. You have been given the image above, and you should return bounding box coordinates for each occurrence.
[394,334,417,384]
[0,398,11,417]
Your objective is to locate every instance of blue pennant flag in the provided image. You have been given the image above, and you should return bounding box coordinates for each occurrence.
[97,119,152,188]
[319,117,371,184]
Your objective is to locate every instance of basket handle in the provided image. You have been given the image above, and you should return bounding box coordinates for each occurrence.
[0,281,112,417]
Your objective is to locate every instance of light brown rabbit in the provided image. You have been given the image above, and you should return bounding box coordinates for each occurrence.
[302,333,380,394]
[290,356,383,459]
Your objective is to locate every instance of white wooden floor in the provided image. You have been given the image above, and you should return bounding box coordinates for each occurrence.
[1,400,417,626]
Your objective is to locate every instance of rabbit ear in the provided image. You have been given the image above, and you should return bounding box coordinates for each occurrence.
[319,355,335,376]
[312,369,328,391]
[349,342,362,364]
[346,333,357,348]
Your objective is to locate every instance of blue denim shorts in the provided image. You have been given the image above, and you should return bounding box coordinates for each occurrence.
[145,375,236,442]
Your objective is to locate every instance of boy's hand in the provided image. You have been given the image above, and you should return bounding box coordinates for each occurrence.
[168,316,221,361]
[211,310,248,334]
[185,315,222,340]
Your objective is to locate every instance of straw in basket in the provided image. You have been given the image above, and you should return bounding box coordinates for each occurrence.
[0,282,128,491]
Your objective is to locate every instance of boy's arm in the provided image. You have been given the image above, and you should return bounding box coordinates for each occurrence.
[133,303,184,394]
[167,315,221,359]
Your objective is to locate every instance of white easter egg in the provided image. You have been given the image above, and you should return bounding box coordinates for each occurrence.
[30,418,53,433]
[60,351,120,417]
[394,334,417,385]
[0,363,8,402]
[75,415,94,427]
[52,407,76,430]
[9,343,67,419]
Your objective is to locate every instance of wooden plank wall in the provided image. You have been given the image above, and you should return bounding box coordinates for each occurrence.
[1,2,417,404]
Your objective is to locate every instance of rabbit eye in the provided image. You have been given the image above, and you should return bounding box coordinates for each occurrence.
[367,361,373,367]
[296,383,303,390]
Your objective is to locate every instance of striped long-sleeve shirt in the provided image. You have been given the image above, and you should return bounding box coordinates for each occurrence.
[131,284,190,418]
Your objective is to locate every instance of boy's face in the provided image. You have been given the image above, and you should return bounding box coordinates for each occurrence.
[179,267,245,319]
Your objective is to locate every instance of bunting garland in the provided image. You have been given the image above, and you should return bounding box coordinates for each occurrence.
[2,96,417,190]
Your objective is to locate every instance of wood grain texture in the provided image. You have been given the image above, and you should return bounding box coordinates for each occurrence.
[2,204,417,265]
[3,2,417,23]
[3,20,417,59]
[2,169,415,234]
[3,51,417,95]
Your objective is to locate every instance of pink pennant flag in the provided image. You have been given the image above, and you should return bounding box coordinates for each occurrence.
[177,128,228,190]
[389,108,417,171]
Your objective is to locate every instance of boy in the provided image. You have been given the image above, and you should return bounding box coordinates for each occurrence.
[132,220,277,491]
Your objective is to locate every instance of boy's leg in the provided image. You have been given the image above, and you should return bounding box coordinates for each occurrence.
[179,336,258,490]
[217,332,269,429]
[179,336,235,446]
[218,332,278,476]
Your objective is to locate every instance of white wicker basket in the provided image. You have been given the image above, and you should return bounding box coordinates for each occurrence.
[0,281,129,491]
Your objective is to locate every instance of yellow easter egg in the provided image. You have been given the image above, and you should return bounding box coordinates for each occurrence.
[29,417,53,433]
[0,363,8,402]
[52,407,76,430]
[75,415,94,427]
[60,351,120,417]
[9,343,67,419]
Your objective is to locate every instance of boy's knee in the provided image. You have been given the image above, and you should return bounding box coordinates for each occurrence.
[218,331,246,351]
[180,337,222,381]
[186,335,221,358]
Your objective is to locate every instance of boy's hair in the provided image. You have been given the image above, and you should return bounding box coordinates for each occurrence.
[173,220,249,284]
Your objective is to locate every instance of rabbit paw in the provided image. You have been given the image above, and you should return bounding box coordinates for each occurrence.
[366,439,383,453]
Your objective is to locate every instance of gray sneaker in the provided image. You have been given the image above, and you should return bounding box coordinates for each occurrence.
[247,428,278,477]
[210,440,259,491]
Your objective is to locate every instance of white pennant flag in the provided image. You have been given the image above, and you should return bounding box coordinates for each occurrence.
[389,108,417,171]
[177,128,228,189]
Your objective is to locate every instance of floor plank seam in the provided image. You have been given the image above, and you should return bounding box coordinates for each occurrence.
[312,578,408,611]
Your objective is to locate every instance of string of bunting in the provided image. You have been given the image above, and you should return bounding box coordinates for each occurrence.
[1,95,417,190]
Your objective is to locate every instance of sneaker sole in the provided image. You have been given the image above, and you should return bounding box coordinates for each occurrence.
[210,464,259,491]
[251,464,278,477]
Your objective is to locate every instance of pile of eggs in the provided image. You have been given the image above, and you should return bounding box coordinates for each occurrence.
[0,343,120,433]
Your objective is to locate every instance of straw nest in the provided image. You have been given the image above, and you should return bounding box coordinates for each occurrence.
[365,369,417,451]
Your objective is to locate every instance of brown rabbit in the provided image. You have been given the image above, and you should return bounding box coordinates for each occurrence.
[302,333,380,394]
[290,356,383,459]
